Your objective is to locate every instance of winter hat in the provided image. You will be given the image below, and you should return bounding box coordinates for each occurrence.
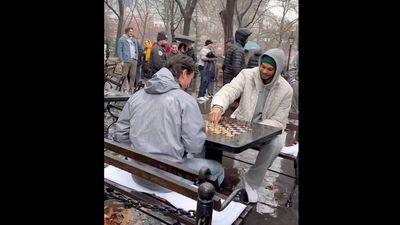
[261,55,276,68]
[157,32,168,41]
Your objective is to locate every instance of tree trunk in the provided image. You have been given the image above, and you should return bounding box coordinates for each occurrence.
[170,0,176,41]
[219,0,237,55]
[115,0,124,57]
[182,17,191,35]
[141,14,148,47]
[175,0,198,35]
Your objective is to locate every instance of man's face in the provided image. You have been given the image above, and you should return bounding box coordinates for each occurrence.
[207,43,213,50]
[259,62,276,84]
[179,69,194,90]
[127,29,134,37]
[171,44,178,53]
[161,39,168,47]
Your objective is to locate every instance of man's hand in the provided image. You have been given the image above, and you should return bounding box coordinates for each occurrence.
[209,106,223,125]
[120,61,124,66]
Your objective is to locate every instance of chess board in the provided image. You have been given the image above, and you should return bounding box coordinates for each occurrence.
[205,117,252,137]
[202,114,282,153]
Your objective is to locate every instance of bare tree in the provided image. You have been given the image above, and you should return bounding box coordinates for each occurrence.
[132,0,152,46]
[219,0,237,53]
[152,0,170,35]
[104,0,124,56]
[169,0,183,40]
[174,0,199,35]
[235,0,262,28]
[275,0,298,46]
[123,0,138,29]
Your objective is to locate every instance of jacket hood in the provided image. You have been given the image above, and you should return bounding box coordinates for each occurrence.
[144,68,180,94]
[235,28,252,47]
[259,48,285,86]
[254,49,262,56]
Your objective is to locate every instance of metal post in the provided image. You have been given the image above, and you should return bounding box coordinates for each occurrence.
[286,43,292,72]
[195,182,215,225]
[286,31,295,73]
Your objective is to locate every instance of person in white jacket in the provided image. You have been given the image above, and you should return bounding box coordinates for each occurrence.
[209,48,293,203]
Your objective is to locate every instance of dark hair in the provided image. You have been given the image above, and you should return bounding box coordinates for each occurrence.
[124,27,134,33]
[178,42,187,51]
[165,54,198,79]
[205,40,213,46]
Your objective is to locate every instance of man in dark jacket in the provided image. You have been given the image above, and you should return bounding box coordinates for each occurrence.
[222,28,252,85]
[185,41,197,63]
[148,31,168,78]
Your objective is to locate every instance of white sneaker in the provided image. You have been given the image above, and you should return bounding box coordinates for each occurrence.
[243,177,258,203]
[197,97,207,102]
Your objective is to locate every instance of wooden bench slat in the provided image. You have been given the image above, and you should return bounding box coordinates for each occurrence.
[105,139,199,181]
[105,152,223,210]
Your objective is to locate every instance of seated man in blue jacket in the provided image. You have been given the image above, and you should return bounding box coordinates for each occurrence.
[115,54,224,188]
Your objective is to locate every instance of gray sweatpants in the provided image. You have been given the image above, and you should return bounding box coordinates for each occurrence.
[245,134,284,188]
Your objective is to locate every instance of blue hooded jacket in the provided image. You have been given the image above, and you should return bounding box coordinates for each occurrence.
[115,68,206,163]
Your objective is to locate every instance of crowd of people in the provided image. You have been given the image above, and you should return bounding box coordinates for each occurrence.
[110,26,299,203]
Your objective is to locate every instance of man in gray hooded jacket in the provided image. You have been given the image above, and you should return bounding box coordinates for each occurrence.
[209,48,293,202]
[115,54,225,187]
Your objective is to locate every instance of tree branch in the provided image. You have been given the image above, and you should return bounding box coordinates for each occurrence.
[243,0,263,28]
[104,0,120,20]
[132,10,143,37]
[174,0,185,15]
[173,17,183,31]
[124,0,138,28]
[235,3,241,27]
[240,0,254,20]
[189,0,198,12]
[185,0,192,11]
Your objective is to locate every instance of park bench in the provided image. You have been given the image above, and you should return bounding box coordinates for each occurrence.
[104,62,126,91]
[104,138,254,225]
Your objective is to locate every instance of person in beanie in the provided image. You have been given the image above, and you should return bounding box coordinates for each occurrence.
[222,28,252,85]
[148,31,169,78]
[209,48,293,203]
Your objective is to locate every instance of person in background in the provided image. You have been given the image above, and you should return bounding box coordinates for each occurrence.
[206,51,218,97]
[142,40,153,79]
[197,40,217,102]
[168,42,180,57]
[178,42,187,54]
[247,49,262,68]
[149,31,169,78]
[222,28,252,85]
[185,41,197,63]
[117,27,141,93]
